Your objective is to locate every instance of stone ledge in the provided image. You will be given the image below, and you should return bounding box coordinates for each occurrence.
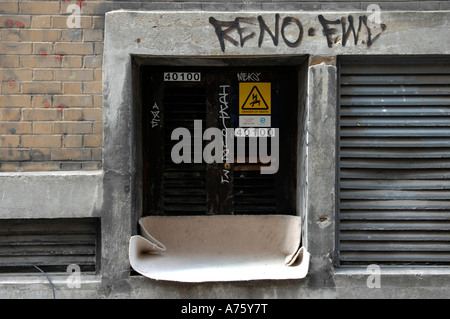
[0,170,103,219]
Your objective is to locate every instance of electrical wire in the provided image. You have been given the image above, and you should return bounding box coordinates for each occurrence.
[34,265,56,299]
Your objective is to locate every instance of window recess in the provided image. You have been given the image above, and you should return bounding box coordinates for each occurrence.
[141,64,299,216]
[337,56,450,267]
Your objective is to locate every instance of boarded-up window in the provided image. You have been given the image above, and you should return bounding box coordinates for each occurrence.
[140,65,299,216]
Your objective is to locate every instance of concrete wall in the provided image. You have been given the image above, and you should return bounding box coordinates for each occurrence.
[1,1,450,299]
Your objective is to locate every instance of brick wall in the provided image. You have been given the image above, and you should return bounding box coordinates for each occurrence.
[0,0,104,172]
[0,0,448,172]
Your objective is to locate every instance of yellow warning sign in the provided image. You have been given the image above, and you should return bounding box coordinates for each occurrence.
[239,82,271,115]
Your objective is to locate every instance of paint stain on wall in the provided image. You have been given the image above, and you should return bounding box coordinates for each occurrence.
[5,20,25,28]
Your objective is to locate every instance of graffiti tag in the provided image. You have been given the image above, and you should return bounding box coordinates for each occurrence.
[209,14,386,52]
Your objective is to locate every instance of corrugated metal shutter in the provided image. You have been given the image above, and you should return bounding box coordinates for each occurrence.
[338,57,450,266]
[0,218,99,272]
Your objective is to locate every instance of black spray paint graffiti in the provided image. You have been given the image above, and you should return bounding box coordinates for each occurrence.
[209,14,386,52]
[219,85,231,184]
[318,15,387,48]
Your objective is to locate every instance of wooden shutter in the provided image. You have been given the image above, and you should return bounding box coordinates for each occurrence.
[162,85,208,215]
[0,218,99,273]
[338,56,450,266]
[233,168,278,214]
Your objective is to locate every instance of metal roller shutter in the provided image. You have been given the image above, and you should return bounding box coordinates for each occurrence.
[338,56,450,266]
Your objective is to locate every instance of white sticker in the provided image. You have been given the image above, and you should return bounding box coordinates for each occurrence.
[164,72,201,82]
[239,116,271,127]
[234,128,276,138]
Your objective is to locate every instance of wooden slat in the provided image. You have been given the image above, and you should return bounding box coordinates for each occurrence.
[162,84,208,216]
